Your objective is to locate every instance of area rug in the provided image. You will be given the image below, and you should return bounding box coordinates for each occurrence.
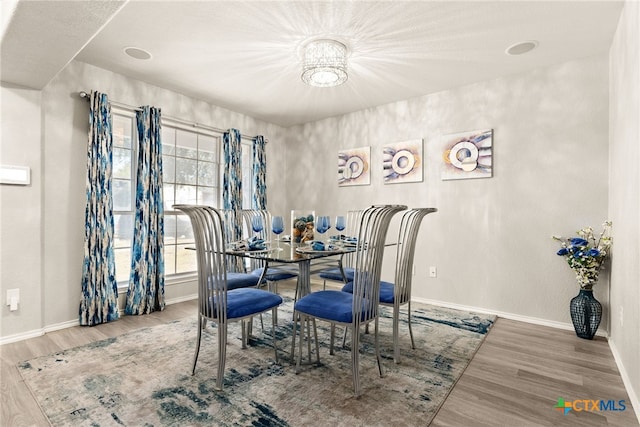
[17,293,494,427]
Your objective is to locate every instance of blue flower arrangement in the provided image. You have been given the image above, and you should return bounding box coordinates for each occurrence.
[553,222,612,290]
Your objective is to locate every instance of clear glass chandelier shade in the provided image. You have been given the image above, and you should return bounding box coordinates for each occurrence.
[301,39,348,87]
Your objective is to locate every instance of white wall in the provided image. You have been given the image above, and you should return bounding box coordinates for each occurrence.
[285,55,611,329]
[0,52,617,342]
[0,83,43,338]
[609,0,640,417]
[1,14,637,419]
[1,60,288,337]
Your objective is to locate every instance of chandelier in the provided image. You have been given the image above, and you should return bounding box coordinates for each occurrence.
[301,39,348,88]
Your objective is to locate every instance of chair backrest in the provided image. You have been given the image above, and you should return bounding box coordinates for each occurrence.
[173,205,229,322]
[241,209,272,271]
[393,208,437,305]
[241,209,272,241]
[342,209,364,269]
[223,207,244,244]
[351,205,407,325]
[221,209,246,273]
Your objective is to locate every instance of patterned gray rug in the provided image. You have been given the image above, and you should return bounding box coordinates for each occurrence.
[18,293,494,426]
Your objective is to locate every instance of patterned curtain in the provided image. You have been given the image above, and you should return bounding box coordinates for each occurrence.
[223,128,243,240]
[223,129,244,272]
[252,135,267,210]
[79,91,119,326]
[125,106,165,315]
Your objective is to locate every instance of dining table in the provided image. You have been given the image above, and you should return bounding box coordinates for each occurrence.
[224,238,357,363]
[227,238,355,299]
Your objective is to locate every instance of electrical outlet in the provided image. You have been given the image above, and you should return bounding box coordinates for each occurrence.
[6,288,19,311]
[429,266,437,278]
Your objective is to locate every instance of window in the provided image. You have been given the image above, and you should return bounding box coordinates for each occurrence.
[162,125,222,276]
[111,114,225,284]
[241,140,253,209]
[112,111,135,284]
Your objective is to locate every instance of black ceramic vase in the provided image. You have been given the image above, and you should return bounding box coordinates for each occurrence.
[570,289,602,340]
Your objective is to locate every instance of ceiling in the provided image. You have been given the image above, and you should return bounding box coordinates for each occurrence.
[1,1,624,127]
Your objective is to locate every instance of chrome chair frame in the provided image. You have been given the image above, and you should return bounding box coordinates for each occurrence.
[384,208,437,363]
[341,208,437,362]
[317,209,364,289]
[174,205,282,390]
[292,205,406,396]
[241,209,298,293]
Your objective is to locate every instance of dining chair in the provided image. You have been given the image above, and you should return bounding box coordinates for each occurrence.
[317,209,364,289]
[342,208,437,363]
[219,209,263,291]
[292,204,407,396]
[173,205,283,390]
[241,209,298,293]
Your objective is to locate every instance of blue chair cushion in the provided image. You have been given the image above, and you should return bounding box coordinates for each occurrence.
[342,280,395,304]
[226,272,261,290]
[251,267,297,282]
[212,288,283,320]
[318,267,355,282]
[294,290,374,323]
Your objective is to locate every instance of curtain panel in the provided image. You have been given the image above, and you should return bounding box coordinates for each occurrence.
[223,128,243,241]
[79,91,120,326]
[223,129,244,272]
[252,135,267,210]
[125,106,165,315]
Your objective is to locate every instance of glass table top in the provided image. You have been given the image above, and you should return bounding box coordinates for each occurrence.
[227,241,353,263]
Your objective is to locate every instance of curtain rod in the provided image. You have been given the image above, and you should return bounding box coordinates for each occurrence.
[79,91,267,143]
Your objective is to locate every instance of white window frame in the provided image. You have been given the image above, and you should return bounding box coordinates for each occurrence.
[111,108,137,289]
[241,140,254,209]
[162,120,224,280]
[112,112,253,290]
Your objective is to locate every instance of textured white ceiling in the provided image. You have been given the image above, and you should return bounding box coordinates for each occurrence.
[0,0,126,88]
[1,1,624,127]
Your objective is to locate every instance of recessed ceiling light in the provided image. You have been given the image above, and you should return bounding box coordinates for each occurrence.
[124,47,152,60]
[505,40,538,56]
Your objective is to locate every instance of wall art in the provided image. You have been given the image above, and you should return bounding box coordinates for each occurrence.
[382,139,423,184]
[338,146,370,186]
[441,129,493,180]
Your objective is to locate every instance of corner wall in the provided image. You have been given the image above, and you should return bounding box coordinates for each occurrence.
[609,0,640,419]
[0,83,43,338]
[1,60,289,341]
[285,55,610,330]
[38,61,289,329]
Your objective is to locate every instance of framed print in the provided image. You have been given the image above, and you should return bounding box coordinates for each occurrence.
[382,139,423,184]
[338,146,370,186]
[441,129,493,180]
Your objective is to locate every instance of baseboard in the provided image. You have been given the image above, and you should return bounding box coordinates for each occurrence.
[0,328,45,346]
[166,293,198,305]
[609,340,640,424]
[412,296,608,338]
[0,294,198,346]
[44,319,80,334]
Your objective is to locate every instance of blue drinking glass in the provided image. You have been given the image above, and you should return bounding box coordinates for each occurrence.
[271,216,284,249]
[251,215,263,238]
[316,216,331,243]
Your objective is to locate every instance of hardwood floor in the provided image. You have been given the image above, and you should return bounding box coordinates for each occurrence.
[431,318,638,427]
[1,281,637,426]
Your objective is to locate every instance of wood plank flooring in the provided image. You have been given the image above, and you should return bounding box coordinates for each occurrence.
[431,318,638,427]
[1,281,637,426]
